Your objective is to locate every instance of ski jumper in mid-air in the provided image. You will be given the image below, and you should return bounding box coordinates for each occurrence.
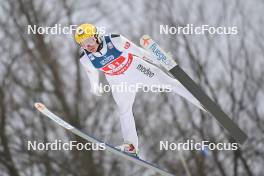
[75,23,205,157]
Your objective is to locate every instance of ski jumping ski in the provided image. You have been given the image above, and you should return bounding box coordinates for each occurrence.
[140,35,248,145]
[34,102,175,176]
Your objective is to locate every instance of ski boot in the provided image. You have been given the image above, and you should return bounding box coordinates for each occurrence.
[116,142,139,158]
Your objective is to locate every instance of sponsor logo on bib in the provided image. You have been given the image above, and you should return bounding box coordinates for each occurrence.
[107,43,114,49]
[100,55,115,65]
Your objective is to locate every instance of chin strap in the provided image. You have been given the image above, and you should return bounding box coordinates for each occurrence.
[96,42,103,53]
[95,34,103,53]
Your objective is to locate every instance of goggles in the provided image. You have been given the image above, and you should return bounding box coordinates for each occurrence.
[80,36,97,47]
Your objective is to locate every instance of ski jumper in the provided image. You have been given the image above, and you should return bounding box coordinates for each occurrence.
[80,34,204,149]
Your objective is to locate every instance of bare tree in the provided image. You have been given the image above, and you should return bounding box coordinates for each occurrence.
[0,0,263,175]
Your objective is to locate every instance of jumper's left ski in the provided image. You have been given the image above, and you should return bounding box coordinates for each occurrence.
[34,102,174,176]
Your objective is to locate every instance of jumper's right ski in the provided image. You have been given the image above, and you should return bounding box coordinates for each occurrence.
[140,35,247,145]
[34,102,174,176]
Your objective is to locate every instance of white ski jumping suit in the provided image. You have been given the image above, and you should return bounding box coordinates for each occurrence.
[80,34,204,150]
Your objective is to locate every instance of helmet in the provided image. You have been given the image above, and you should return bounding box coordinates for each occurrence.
[75,23,97,44]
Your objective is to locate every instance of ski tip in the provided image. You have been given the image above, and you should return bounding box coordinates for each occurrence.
[34,102,46,111]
